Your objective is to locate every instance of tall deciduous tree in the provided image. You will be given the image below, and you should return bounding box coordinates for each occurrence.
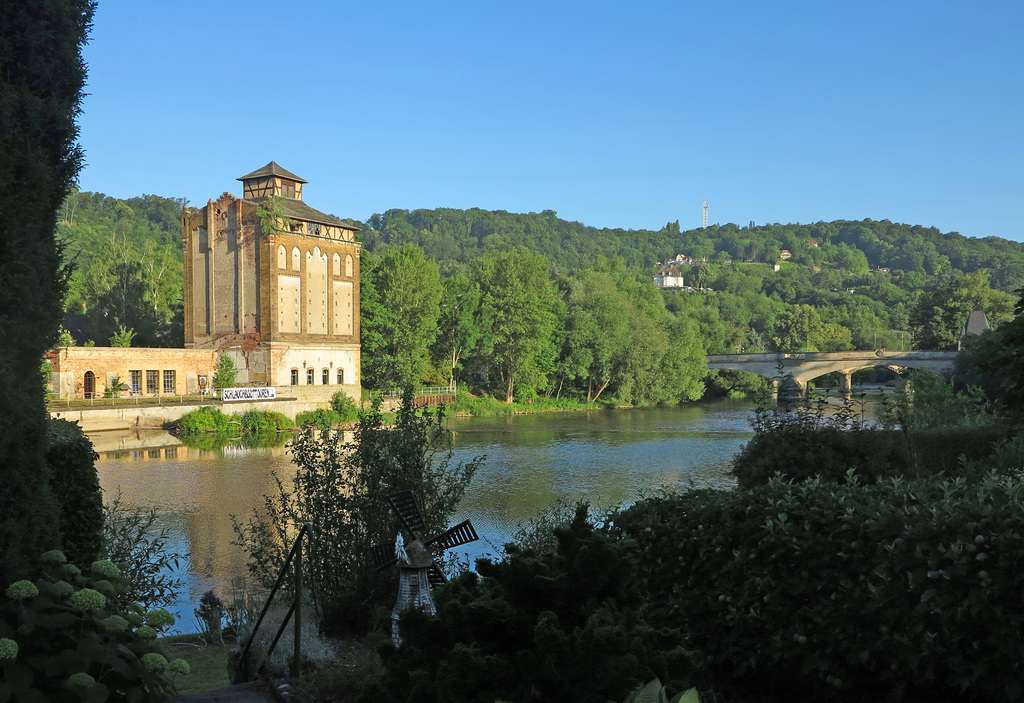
[561,272,633,402]
[472,248,560,402]
[910,271,1015,350]
[361,244,443,389]
[0,0,94,581]
[432,271,483,388]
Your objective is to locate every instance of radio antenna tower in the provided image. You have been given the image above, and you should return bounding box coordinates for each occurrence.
[702,201,708,229]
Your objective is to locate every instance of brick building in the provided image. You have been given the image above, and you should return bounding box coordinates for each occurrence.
[50,347,218,399]
[181,162,362,402]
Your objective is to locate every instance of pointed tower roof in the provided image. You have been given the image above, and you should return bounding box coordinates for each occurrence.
[237,161,307,183]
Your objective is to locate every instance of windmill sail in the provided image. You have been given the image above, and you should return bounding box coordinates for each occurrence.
[386,489,426,538]
[373,540,398,571]
[426,564,448,588]
[425,519,479,550]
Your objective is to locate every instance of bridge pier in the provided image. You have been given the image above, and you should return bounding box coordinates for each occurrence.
[777,374,806,403]
[838,370,853,397]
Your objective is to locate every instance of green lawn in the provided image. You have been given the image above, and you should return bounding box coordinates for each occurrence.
[160,634,232,696]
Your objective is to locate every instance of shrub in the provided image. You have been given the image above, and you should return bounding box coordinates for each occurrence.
[296,408,343,431]
[0,551,188,702]
[615,473,1024,701]
[212,354,238,390]
[44,419,103,566]
[360,506,695,703]
[237,599,334,677]
[101,492,185,611]
[330,390,360,422]
[195,591,224,644]
[175,407,229,435]
[232,392,483,634]
[879,370,996,430]
[731,395,1008,488]
[237,410,292,435]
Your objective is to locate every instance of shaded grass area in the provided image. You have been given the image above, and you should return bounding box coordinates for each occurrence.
[160,634,231,696]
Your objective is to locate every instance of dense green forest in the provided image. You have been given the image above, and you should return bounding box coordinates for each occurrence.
[57,192,1023,402]
[57,190,185,346]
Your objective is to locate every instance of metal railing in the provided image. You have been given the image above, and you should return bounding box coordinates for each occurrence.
[384,384,456,398]
[240,522,315,681]
[47,392,221,409]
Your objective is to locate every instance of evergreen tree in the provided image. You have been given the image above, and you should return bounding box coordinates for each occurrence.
[0,0,95,580]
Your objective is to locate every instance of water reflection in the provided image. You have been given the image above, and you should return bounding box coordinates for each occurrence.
[91,400,757,631]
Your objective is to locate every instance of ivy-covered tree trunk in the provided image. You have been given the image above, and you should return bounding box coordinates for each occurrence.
[0,0,94,581]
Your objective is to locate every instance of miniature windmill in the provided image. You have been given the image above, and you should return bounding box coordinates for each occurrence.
[373,489,479,646]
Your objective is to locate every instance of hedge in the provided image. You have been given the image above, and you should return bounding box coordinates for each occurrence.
[731,424,1010,489]
[615,473,1024,701]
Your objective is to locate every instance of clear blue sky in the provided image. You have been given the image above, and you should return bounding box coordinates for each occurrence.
[77,0,1023,240]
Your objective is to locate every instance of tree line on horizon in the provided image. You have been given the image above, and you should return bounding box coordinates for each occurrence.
[54,192,1021,401]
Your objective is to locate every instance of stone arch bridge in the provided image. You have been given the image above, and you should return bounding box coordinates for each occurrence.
[706,351,958,399]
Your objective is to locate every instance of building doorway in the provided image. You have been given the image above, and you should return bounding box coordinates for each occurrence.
[84,371,95,399]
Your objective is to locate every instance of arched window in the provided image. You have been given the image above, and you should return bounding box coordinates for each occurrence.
[291,247,301,271]
[345,254,353,277]
[322,368,330,385]
[306,368,314,385]
[277,245,286,269]
[84,371,95,399]
[333,253,341,276]
[336,368,344,385]
[290,369,299,386]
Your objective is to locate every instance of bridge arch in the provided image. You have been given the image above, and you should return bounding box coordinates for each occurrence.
[706,351,958,400]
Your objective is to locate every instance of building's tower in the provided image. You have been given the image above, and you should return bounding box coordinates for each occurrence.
[181,162,361,401]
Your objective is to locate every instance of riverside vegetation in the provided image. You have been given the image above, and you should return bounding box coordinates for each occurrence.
[55,188,1023,405]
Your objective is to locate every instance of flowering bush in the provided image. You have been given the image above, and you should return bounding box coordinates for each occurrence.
[5,581,38,601]
[0,552,189,702]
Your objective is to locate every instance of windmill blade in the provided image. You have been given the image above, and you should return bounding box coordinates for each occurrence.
[427,564,448,588]
[425,519,479,551]
[386,490,426,538]
[372,540,398,571]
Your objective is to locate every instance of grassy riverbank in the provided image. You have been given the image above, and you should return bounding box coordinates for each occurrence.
[449,391,626,417]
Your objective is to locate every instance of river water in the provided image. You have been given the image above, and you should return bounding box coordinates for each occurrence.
[90,399,756,631]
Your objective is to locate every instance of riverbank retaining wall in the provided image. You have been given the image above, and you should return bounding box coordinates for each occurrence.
[50,397,307,432]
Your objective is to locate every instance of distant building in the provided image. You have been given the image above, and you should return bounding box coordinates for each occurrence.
[805,239,818,247]
[779,250,792,260]
[654,264,687,289]
[876,267,891,273]
[48,162,362,404]
[666,254,696,266]
[959,310,991,350]
[182,162,362,401]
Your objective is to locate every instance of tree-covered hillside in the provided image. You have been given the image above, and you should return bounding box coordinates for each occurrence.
[57,190,185,346]
[359,208,1024,292]
[56,191,1022,400]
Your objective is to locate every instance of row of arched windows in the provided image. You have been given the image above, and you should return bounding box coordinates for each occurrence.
[277,244,353,277]
[289,368,346,385]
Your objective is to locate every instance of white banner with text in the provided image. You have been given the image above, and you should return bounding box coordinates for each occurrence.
[222,387,278,402]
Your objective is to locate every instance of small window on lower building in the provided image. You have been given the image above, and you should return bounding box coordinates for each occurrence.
[290,369,299,386]
[306,368,314,385]
[163,370,176,395]
[322,368,330,385]
[147,370,159,394]
[336,368,344,385]
[129,370,141,395]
